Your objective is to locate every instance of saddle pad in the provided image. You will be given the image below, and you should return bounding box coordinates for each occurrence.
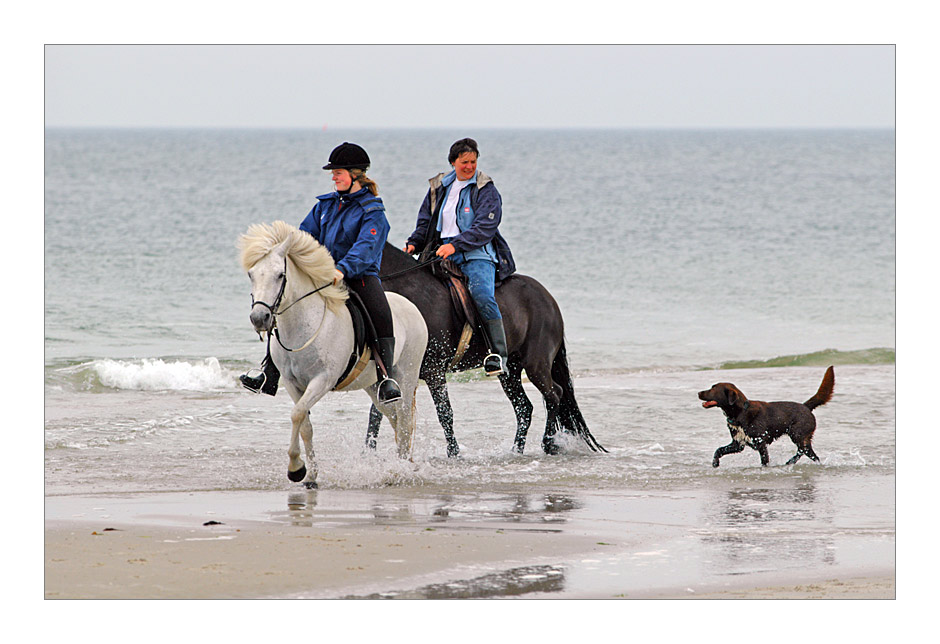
[440,259,481,329]
[333,294,370,390]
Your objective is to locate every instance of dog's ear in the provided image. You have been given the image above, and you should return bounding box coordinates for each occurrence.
[726,388,738,407]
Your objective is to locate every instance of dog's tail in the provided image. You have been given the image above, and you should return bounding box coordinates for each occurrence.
[804,365,835,411]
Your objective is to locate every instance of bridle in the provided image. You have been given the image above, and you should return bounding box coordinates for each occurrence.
[250,257,333,353]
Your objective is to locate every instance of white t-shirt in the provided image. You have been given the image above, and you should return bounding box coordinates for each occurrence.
[440,178,471,238]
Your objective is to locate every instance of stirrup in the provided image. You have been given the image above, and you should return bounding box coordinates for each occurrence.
[240,368,278,396]
[483,353,505,376]
[377,376,402,403]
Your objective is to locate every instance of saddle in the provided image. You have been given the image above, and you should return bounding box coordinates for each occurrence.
[333,291,372,391]
[438,259,484,369]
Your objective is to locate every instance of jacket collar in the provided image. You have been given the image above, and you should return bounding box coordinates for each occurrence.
[316,186,370,202]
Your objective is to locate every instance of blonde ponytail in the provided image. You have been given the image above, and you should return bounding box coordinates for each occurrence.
[349,169,379,196]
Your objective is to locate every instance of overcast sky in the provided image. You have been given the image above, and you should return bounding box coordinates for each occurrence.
[44,44,894,129]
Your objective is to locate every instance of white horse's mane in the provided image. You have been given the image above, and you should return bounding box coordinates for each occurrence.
[238,220,348,311]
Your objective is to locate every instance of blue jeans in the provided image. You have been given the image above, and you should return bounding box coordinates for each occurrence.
[454,258,502,321]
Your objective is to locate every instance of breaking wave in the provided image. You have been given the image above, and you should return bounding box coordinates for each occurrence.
[715,347,895,370]
[48,357,239,392]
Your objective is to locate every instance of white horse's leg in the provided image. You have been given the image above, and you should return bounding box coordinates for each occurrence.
[287,375,332,486]
[368,389,411,460]
[381,296,426,461]
[371,364,418,461]
[395,388,417,459]
[296,411,317,486]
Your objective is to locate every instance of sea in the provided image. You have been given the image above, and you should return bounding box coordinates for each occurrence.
[43,128,896,595]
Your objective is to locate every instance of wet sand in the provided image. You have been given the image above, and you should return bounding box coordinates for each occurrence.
[45,485,894,600]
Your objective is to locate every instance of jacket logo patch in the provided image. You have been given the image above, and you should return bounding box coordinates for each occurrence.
[464,207,470,212]
[487,212,495,219]
[370,228,377,235]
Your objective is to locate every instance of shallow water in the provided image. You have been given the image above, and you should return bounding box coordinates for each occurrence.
[44,365,894,495]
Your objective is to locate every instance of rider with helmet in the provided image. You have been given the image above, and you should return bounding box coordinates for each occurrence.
[240,142,402,404]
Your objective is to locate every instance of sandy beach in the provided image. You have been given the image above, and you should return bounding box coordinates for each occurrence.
[45,487,894,600]
[44,521,893,600]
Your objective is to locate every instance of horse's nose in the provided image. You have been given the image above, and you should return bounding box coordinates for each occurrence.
[250,307,272,332]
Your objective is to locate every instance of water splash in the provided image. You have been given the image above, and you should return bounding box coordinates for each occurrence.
[53,357,237,392]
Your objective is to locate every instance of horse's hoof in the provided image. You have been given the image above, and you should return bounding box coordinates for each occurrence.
[288,465,307,482]
[303,480,318,490]
[542,442,561,456]
[446,443,460,458]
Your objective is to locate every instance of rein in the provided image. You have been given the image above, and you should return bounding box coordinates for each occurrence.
[272,309,328,353]
[278,281,333,314]
[380,255,442,281]
[251,253,439,352]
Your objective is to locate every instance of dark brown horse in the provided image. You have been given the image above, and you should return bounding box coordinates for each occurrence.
[366,243,605,457]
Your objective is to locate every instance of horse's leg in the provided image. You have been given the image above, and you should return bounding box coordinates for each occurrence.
[368,389,415,460]
[295,410,318,488]
[287,375,332,487]
[366,404,382,450]
[426,370,459,458]
[283,380,309,480]
[499,357,533,454]
[522,357,564,455]
[375,294,426,461]
[541,399,563,455]
[396,388,418,460]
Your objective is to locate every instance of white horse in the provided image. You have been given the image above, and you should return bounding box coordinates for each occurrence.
[238,221,428,488]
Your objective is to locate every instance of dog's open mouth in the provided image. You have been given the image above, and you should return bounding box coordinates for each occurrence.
[701,400,718,408]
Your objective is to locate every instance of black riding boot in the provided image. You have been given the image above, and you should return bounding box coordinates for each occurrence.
[239,355,280,396]
[375,337,402,404]
[483,319,509,376]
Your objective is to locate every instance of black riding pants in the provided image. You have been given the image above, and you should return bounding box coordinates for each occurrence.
[345,275,394,340]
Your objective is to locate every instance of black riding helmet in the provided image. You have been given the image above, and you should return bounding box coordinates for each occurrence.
[323,142,370,171]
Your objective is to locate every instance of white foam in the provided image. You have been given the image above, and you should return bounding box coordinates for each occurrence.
[93,357,233,391]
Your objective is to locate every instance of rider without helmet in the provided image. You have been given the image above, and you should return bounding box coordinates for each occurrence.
[404,137,515,376]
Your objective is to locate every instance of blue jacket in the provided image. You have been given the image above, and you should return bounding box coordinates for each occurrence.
[299,188,390,278]
[407,170,516,282]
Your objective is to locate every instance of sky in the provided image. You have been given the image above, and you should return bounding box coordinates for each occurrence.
[44,44,895,129]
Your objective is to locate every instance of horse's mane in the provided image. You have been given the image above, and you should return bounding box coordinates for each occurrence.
[238,220,347,312]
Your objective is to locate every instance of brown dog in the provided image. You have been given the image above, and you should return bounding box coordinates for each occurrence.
[698,366,835,467]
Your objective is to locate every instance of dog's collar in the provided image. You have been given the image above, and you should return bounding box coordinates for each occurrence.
[723,399,749,421]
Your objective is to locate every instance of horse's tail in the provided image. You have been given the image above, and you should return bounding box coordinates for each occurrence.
[552,341,607,453]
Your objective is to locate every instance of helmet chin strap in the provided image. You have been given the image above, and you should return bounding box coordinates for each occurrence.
[334,177,351,194]
[336,170,363,196]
